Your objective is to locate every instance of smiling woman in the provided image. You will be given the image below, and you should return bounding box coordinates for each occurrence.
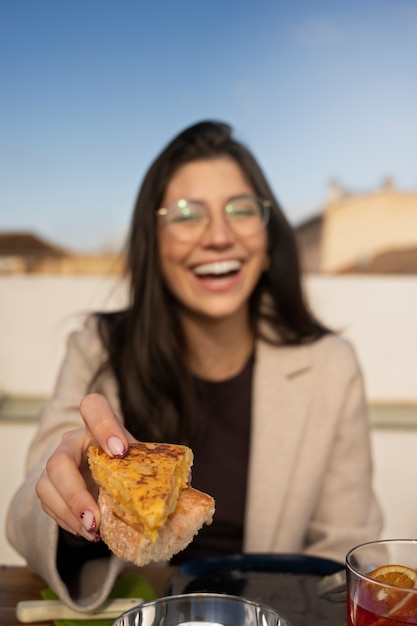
[7,120,382,613]
[156,157,269,332]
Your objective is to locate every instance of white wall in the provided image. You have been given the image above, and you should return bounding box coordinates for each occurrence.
[1,421,37,564]
[305,275,417,404]
[0,275,128,397]
[372,427,417,540]
[1,274,416,402]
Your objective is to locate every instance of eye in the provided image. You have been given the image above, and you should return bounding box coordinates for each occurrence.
[170,200,205,223]
[225,197,260,218]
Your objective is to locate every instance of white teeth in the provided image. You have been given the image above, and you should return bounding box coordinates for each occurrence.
[193,260,242,276]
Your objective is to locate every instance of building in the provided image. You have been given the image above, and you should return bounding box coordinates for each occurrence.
[293,214,323,274]
[0,232,67,274]
[0,232,125,275]
[295,179,417,274]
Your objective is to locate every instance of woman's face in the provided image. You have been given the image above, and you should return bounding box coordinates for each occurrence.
[157,157,268,323]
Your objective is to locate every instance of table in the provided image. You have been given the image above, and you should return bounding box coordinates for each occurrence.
[0,565,174,626]
[0,563,346,626]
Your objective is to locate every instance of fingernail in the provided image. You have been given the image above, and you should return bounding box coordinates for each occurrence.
[107,436,126,458]
[81,529,101,543]
[81,510,96,533]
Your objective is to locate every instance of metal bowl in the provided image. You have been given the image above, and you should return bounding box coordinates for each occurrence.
[111,592,291,626]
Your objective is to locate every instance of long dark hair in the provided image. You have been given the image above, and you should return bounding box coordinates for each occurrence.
[94,121,330,443]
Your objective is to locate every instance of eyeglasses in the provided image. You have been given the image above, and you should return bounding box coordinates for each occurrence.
[156,195,271,242]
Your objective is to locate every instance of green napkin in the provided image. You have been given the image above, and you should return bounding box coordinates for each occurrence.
[41,573,158,626]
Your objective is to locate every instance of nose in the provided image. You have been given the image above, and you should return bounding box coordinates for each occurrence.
[200,210,235,248]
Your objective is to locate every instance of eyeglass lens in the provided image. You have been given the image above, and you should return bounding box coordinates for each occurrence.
[164,196,268,241]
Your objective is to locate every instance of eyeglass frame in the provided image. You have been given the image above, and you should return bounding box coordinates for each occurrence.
[155,194,272,241]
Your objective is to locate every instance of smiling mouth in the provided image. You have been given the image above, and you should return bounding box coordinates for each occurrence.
[193,260,242,278]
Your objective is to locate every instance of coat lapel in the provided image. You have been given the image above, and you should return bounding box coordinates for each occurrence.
[244,339,312,551]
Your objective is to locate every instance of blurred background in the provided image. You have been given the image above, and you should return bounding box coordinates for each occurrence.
[1,0,416,563]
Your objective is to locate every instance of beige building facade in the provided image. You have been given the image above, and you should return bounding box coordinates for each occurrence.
[320,179,417,273]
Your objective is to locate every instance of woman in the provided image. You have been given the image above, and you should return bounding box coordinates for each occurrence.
[7,120,382,610]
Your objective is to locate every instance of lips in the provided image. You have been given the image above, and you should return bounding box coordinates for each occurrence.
[192,259,242,277]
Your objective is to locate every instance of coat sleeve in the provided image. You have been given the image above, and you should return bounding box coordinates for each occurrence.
[303,339,383,562]
[6,316,126,611]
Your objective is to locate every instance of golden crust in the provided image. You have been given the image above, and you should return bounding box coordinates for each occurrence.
[99,487,215,566]
[88,442,193,539]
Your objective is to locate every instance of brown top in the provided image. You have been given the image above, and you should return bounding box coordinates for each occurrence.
[172,352,254,563]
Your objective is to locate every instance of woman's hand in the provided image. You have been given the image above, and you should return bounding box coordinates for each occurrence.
[35,393,135,541]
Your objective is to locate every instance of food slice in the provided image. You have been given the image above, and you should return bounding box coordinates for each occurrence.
[88,442,193,539]
[99,486,215,566]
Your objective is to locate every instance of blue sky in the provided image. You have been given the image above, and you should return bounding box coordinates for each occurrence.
[1,0,416,252]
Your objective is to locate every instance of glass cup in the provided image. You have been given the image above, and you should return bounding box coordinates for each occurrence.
[111,592,291,626]
[346,539,417,625]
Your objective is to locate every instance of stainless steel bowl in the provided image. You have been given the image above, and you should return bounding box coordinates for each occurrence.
[111,592,291,626]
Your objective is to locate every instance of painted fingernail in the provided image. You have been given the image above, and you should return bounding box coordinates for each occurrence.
[107,436,126,458]
[80,528,101,542]
[81,510,96,533]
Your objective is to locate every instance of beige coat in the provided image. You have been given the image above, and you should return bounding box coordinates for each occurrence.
[6,316,383,611]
